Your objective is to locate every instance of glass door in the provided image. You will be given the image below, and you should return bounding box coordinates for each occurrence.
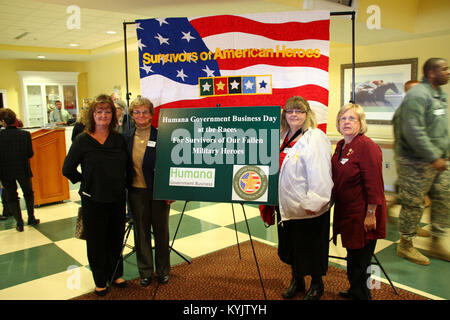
[63,85,77,120]
[26,85,44,127]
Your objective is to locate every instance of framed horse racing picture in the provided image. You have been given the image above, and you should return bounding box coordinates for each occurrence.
[341,58,418,124]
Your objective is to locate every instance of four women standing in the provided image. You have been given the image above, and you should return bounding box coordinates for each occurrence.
[63,93,386,299]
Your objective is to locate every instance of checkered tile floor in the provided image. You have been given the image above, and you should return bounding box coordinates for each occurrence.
[0,187,448,300]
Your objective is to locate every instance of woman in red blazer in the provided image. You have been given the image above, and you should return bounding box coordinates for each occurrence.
[331,103,387,300]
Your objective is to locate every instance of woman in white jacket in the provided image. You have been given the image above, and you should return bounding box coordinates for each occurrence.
[277,96,333,300]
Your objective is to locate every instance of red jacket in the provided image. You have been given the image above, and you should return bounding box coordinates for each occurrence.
[331,134,386,249]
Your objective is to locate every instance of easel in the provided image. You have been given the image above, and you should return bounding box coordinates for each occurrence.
[167,200,267,300]
[329,238,399,295]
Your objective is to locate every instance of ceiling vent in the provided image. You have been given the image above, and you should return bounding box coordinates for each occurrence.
[14,32,30,40]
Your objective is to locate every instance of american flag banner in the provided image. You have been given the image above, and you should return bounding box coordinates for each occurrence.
[135,11,330,131]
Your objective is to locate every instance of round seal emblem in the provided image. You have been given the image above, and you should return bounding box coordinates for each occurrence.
[233,165,268,201]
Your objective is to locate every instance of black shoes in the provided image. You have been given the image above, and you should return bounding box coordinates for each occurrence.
[304,282,324,300]
[112,279,128,288]
[140,277,152,287]
[28,218,40,226]
[94,287,109,297]
[157,274,169,284]
[282,277,306,299]
[16,225,24,232]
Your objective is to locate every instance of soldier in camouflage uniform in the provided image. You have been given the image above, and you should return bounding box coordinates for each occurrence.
[393,57,450,265]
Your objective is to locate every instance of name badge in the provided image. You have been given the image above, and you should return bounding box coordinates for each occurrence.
[147,141,156,147]
[433,109,445,116]
[340,158,349,165]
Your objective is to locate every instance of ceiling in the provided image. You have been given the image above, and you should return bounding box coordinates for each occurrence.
[0,0,447,62]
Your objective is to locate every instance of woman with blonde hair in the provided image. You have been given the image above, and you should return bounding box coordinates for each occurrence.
[331,103,386,300]
[277,96,333,300]
[63,94,128,296]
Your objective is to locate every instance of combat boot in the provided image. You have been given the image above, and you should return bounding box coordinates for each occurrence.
[426,236,450,262]
[397,237,430,265]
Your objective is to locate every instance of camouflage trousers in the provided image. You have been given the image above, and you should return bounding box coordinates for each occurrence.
[396,156,450,240]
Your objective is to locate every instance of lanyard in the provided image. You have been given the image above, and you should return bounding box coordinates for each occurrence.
[280,128,303,153]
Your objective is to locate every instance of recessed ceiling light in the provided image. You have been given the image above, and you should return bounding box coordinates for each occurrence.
[106,30,116,34]
[37,55,45,59]
[69,43,79,47]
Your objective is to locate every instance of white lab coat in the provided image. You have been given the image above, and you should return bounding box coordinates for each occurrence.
[278,128,333,221]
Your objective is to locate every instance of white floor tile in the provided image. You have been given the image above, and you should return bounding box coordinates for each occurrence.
[0,266,94,300]
[0,227,52,255]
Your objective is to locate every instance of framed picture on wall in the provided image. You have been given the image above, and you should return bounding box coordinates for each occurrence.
[341,58,418,124]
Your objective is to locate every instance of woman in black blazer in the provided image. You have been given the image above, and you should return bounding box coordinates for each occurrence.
[63,94,128,296]
[123,96,173,286]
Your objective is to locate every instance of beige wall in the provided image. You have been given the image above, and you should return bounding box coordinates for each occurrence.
[0,59,87,119]
[328,33,450,139]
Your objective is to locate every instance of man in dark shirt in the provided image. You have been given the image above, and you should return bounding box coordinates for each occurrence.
[0,109,40,231]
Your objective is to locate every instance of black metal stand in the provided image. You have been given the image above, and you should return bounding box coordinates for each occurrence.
[239,202,267,300]
[329,238,399,295]
[111,217,191,286]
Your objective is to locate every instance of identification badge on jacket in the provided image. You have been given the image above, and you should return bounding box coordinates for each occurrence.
[147,141,156,147]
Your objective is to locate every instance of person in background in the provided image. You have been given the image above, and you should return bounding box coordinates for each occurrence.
[71,105,89,141]
[62,94,128,296]
[49,100,71,125]
[123,96,173,286]
[0,109,40,231]
[0,114,23,220]
[114,100,126,134]
[393,57,450,266]
[277,96,333,300]
[387,80,430,236]
[332,103,387,300]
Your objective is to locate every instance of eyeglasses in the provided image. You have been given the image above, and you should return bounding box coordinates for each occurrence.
[285,109,306,114]
[132,110,150,116]
[339,116,359,122]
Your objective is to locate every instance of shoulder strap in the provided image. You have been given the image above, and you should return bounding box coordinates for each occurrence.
[280,128,302,154]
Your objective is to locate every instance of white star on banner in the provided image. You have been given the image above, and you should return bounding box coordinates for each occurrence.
[140,64,153,74]
[155,33,169,45]
[244,79,254,90]
[176,69,188,82]
[202,82,212,92]
[230,80,240,90]
[181,31,196,42]
[155,18,169,26]
[135,23,144,30]
[137,38,147,50]
[202,65,215,77]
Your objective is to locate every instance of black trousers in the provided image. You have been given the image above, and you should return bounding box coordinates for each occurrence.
[128,187,170,278]
[81,195,126,288]
[1,177,35,226]
[346,239,377,300]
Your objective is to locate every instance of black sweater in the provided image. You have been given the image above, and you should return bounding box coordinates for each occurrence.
[62,132,128,203]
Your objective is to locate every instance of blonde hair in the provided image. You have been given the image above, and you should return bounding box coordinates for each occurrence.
[281,96,317,135]
[129,96,154,116]
[336,103,368,135]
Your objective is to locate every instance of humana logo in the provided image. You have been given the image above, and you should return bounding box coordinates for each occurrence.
[169,167,215,188]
